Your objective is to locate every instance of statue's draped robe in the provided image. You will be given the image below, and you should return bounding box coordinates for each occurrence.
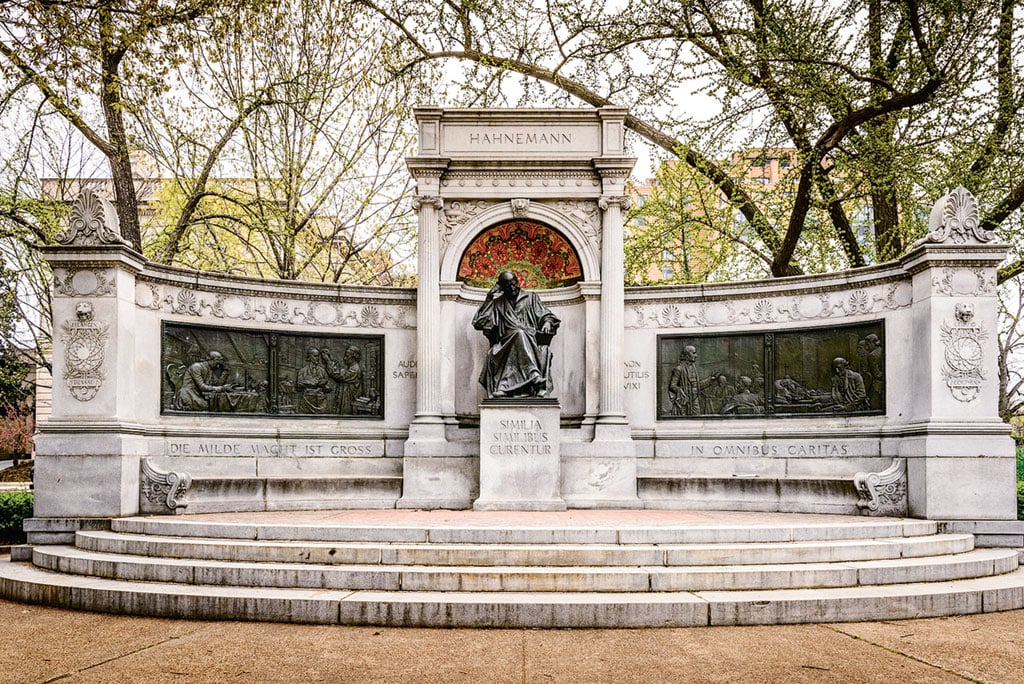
[473,290,560,397]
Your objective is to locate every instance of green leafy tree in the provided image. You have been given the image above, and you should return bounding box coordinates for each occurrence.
[362,0,1023,279]
[0,0,259,251]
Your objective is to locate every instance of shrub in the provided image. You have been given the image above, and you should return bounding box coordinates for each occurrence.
[0,490,32,542]
[0,407,33,459]
[1019,481,1024,521]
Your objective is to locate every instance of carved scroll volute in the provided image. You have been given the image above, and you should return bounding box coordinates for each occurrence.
[923,186,994,245]
[57,188,129,247]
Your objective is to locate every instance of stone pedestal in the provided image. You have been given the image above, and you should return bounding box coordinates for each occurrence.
[475,399,565,511]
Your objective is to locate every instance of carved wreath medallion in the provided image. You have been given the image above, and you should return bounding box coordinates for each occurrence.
[940,303,986,402]
[61,302,108,401]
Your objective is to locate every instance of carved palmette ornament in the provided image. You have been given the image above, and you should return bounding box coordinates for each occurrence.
[940,303,986,402]
[854,459,908,517]
[922,186,994,245]
[140,458,192,511]
[61,302,108,401]
[56,188,129,246]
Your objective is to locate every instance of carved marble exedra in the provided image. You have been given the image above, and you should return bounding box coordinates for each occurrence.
[135,282,415,329]
[53,268,116,297]
[922,186,995,245]
[61,301,108,401]
[627,282,913,329]
[140,458,192,511]
[940,302,986,402]
[854,459,908,517]
[56,188,130,247]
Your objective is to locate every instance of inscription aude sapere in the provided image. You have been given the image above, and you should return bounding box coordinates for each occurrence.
[489,418,553,456]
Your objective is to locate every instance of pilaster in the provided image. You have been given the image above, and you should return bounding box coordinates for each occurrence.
[898,187,1015,519]
[35,189,146,517]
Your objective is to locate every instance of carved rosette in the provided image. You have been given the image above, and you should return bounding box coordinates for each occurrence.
[140,458,192,511]
[923,186,994,245]
[56,188,129,246]
[940,303,986,402]
[61,302,108,401]
[854,459,908,517]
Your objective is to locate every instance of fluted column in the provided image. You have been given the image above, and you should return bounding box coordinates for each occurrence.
[597,194,631,425]
[411,194,444,425]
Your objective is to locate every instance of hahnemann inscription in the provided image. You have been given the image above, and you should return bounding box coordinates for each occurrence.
[468,130,573,146]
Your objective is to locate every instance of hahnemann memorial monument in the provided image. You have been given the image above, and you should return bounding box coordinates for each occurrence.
[3,107,1023,628]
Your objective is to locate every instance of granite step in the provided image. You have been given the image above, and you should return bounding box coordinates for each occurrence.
[30,546,1017,593]
[74,530,976,567]
[109,517,939,545]
[3,559,1023,627]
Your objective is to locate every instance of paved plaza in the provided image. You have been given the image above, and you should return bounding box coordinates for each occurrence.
[0,595,1021,683]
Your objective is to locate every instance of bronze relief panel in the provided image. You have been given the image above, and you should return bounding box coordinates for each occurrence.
[161,322,384,418]
[657,321,884,419]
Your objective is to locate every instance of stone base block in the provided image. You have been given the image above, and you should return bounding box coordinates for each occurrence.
[474,401,564,511]
[397,456,478,509]
[560,456,641,509]
[907,451,1017,520]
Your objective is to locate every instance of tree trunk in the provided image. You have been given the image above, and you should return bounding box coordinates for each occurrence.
[98,9,142,251]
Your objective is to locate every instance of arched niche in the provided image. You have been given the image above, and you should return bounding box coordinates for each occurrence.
[439,201,600,283]
[456,220,583,289]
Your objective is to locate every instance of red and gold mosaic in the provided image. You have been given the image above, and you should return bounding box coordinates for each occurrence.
[457,221,583,289]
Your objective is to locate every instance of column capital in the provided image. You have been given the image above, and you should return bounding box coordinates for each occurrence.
[411,195,444,211]
[598,195,632,212]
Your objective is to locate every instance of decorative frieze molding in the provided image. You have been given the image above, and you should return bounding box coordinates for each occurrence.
[627,282,913,329]
[854,459,908,517]
[440,172,601,188]
[53,268,116,297]
[551,200,601,246]
[439,199,497,248]
[135,282,414,329]
[61,302,108,401]
[940,302,986,402]
[56,189,129,247]
[921,186,995,245]
[140,458,192,511]
[932,267,996,297]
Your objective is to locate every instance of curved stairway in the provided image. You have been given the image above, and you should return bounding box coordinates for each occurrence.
[2,511,1023,627]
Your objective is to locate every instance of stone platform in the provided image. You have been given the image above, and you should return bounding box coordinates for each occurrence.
[2,509,1023,628]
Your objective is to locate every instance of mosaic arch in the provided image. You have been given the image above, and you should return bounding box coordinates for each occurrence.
[457,220,584,289]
